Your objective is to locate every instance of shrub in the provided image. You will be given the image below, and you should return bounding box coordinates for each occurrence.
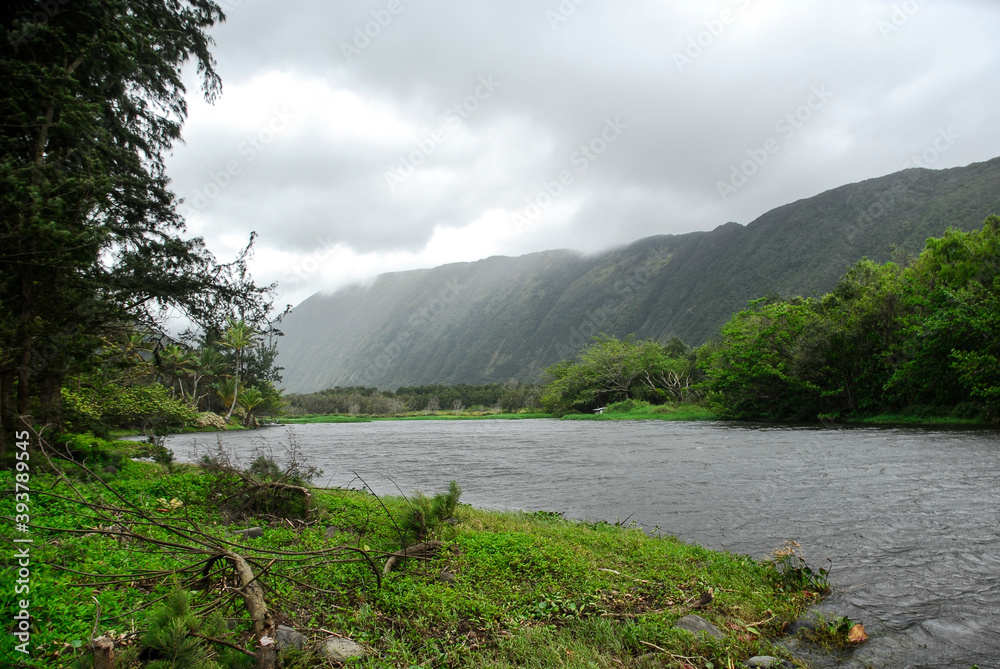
[401,480,462,542]
[63,383,197,433]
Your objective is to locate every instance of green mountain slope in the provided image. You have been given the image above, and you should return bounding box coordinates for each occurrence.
[278,157,1000,392]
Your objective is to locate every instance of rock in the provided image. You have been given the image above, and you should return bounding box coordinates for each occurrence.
[320,636,365,662]
[673,614,724,639]
[274,625,307,652]
[632,652,666,667]
[232,527,264,539]
[325,525,361,540]
[437,568,457,583]
[785,619,816,636]
[101,465,119,475]
[744,657,793,668]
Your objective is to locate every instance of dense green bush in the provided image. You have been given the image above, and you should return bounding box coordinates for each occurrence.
[541,336,699,415]
[62,383,197,433]
[700,216,1000,422]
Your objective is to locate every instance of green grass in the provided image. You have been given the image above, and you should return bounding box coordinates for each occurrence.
[376,411,552,421]
[279,405,720,425]
[843,413,986,427]
[2,440,823,668]
[275,414,375,424]
[562,402,718,422]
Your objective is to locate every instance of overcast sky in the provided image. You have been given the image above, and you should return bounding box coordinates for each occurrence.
[164,0,1000,311]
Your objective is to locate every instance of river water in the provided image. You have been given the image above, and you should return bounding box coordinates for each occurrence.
[166,420,1000,668]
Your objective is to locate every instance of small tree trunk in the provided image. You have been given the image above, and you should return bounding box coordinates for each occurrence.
[92,636,115,669]
[224,349,240,421]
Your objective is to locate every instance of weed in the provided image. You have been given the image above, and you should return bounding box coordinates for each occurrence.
[530,592,602,620]
[798,612,866,650]
[769,540,831,595]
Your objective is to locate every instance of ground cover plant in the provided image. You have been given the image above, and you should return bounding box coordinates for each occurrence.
[2,432,831,668]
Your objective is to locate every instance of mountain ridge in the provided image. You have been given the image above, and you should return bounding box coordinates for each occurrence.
[277,157,1000,392]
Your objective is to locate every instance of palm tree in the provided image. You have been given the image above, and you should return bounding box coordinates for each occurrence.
[237,386,265,427]
[122,331,152,363]
[189,347,224,410]
[160,343,193,402]
[220,318,259,421]
[214,377,239,418]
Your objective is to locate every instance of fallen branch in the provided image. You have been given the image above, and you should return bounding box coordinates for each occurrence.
[383,540,444,574]
[225,551,276,669]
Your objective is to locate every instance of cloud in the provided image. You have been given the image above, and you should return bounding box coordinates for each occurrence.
[163,0,1000,309]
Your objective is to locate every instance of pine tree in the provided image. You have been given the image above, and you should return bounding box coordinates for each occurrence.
[0,1,280,437]
[141,587,253,669]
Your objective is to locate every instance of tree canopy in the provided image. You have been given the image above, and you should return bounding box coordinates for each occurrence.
[699,217,1000,422]
[541,335,699,415]
[1,1,282,438]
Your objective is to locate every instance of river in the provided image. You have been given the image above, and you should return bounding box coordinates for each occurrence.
[165,419,1000,669]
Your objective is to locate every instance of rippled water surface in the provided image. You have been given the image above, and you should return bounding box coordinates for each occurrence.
[167,420,1000,668]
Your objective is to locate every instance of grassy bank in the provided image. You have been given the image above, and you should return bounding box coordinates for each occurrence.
[278,411,553,424]
[3,435,829,668]
[563,403,718,422]
[841,413,989,427]
[278,404,720,424]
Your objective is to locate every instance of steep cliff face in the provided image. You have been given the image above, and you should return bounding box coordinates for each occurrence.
[277,157,1000,392]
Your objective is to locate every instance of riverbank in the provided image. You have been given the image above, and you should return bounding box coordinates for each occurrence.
[7,434,832,668]
[117,403,995,436]
[563,403,717,422]
[278,411,552,424]
[277,404,718,424]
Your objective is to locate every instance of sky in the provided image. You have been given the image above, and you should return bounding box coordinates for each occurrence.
[164,0,1000,311]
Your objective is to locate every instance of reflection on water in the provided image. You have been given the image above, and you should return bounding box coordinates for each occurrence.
[167,420,1000,669]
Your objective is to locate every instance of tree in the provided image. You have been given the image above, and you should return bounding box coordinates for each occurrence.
[159,343,193,402]
[540,335,692,414]
[214,377,239,419]
[791,258,906,416]
[699,217,1000,422]
[576,335,649,402]
[0,1,282,439]
[638,339,700,404]
[220,319,260,420]
[237,386,265,427]
[885,217,1000,415]
[699,297,823,420]
[187,346,225,410]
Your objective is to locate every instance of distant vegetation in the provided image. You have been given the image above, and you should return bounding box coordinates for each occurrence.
[284,382,543,417]
[282,217,1000,426]
[540,335,700,415]
[539,217,1000,424]
[30,218,999,435]
[701,216,1000,423]
[277,158,1000,392]
[57,318,285,436]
